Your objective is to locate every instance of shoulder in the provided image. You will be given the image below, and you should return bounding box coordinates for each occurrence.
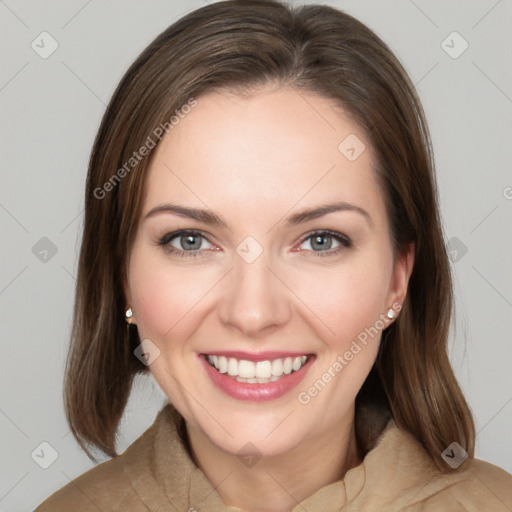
[439,458,512,510]
[33,453,144,512]
[33,406,173,512]
[367,421,512,511]
[405,457,512,511]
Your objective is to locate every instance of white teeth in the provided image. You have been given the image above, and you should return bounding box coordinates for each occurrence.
[218,356,228,373]
[271,359,283,377]
[235,375,281,383]
[236,376,258,383]
[206,354,309,381]
[238,359,255,379]
[227,358,238,376]
[255,360,272,379]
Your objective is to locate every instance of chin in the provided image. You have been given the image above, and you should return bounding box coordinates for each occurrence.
[199,415,309,459]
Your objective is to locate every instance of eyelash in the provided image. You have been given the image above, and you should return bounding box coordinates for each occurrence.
[157,229,352,259]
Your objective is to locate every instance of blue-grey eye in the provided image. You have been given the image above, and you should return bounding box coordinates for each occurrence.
[171,232,210,251]
[310,234,335,251]
[299,231,350,253]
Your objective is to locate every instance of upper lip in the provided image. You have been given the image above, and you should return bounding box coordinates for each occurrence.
[200,351,313,362]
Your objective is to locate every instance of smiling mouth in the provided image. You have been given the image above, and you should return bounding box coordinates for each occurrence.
[203,354,310,384]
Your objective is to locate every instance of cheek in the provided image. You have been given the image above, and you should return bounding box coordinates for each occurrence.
[128,246,209,341]
[296,254,391,349]
[132,278,172,339]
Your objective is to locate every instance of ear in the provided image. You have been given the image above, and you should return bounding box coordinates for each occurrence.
[386,242,415,310]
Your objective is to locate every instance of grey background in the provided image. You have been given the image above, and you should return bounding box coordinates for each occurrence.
[1,0,511,510]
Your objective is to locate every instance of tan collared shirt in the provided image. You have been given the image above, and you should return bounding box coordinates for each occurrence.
[35,404,512,511]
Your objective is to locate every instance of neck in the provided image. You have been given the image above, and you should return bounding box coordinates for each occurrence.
[186,413,361,512]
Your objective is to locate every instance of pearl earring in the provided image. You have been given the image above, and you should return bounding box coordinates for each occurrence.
[125,308,133,319]
[386,308,395,319]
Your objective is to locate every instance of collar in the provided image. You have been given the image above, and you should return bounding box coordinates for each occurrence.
[122,403,471,511]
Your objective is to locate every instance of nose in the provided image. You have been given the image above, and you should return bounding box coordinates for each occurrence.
[218,249,291,338]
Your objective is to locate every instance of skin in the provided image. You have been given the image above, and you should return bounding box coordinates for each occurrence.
[124,84,414,512]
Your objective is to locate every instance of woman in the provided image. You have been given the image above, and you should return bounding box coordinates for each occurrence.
[35,0,512,510]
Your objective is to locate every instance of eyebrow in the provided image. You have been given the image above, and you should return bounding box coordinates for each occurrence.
[144,201,373,229]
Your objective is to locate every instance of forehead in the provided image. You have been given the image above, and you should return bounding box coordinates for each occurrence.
[141,86,386,230]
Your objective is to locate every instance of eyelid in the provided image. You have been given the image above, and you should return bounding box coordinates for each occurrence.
[157,228,352,259]
[158,229,217,251]
[295,229,352,256]
[298,229,351,246]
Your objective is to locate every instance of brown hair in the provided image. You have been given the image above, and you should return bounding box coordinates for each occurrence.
[65,0,475,471]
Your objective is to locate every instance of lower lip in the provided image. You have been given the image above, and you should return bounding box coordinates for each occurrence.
[200,355,314,402]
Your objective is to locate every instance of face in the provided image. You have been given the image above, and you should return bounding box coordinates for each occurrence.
[125,85,413,458]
